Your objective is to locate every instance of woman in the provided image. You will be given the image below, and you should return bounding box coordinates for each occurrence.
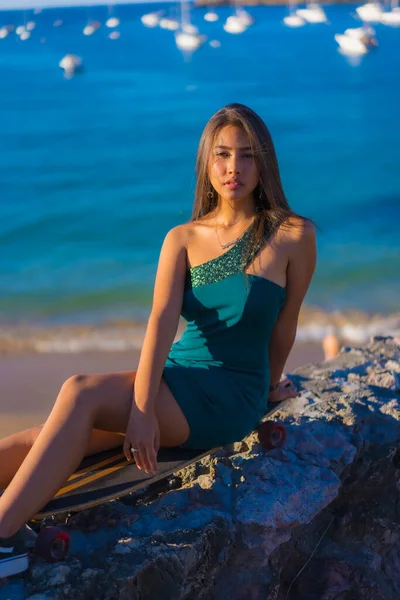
[0,103,316,577]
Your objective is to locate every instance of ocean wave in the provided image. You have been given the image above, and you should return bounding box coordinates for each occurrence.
[1,308,399,355]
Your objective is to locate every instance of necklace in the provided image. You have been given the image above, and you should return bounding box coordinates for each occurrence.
[215,219,253,249]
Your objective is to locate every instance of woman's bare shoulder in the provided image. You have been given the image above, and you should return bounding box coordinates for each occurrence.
[170,220,212,243]
[278,215,316,246]
[164,223,191,246]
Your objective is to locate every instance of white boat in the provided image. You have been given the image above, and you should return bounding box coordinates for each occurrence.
[335,33,368,54]
[175,30,204,50]
[108,30,120,39]
[59,54,84,76]
[355,2,383,22]
[26,21,36,31]
[141,11,164,27]
[106,17,120,28]
[53,20,63,27]
[284,1,306,27]
[380,1,400,24]
[175,0,205,54]
[223,15,248,33]
[283,14,306,26]
[105,4,120,28]
[0,27,9,39]
[223,5,254,33]
[159,17,180,30]
[16,25,26,35]
[335,24,378,55]
[204,10,219,22]
[296,3,328,23]
[83,21,101,36]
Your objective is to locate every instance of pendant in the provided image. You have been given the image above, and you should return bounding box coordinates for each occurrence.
[219,237,239,249]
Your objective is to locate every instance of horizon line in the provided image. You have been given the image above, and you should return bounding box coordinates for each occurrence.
[0,0,181,12]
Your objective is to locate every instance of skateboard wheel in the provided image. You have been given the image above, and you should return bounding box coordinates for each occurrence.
[257,421,286,450]
[35,526,70,562]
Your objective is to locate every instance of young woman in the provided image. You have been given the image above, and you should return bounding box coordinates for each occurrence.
[0,103,316,577]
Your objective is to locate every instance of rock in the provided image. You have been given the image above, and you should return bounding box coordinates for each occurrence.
[9,336,400,599]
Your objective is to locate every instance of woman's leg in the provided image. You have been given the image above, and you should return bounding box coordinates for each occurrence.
[0,371,189,538]
[0,426,126,490]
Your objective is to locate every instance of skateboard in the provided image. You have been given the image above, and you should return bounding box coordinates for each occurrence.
[22,402,287,563]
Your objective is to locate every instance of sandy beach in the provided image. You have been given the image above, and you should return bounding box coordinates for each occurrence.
[0,340,324,439]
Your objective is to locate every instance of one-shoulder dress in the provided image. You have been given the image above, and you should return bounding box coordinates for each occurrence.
[163,223,286,449]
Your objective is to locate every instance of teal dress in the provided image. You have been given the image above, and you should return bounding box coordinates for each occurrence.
[163,224,286,449]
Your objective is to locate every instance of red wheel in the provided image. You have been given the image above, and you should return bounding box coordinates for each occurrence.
[257,421,286,450]
[35,526,70,562]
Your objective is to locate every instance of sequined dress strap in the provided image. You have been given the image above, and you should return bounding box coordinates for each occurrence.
[187,224,268,289]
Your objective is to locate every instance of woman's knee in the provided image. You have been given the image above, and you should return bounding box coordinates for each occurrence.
[59,374,94,409]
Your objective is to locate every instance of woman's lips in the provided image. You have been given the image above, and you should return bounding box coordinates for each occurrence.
[225,182,243,190]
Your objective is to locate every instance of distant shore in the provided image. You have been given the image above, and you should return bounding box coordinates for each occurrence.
[1,0,361,11]
[195,0,356,6]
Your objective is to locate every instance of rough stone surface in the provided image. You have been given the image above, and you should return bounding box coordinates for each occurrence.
[0,336,399,600]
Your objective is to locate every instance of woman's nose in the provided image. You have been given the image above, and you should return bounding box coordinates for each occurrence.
[228,156,240,174]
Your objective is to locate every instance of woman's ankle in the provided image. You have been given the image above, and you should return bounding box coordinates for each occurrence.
[0,520,20,539]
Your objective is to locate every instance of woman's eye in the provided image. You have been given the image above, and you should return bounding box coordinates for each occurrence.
[243,153,253,158]
[216,152,229,157]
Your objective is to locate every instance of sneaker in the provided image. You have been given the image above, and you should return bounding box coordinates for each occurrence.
[0,531,29,578]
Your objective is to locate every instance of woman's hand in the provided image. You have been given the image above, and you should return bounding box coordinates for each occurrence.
[268,377,298,404]
[123,405,160,475]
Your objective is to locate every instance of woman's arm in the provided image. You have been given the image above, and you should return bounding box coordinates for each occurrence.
[268,220,317,401]
[134,225,188,413]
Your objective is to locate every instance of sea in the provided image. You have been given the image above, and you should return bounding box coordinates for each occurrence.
[0,2,399,353]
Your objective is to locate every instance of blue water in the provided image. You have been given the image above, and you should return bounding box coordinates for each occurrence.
[0,3,399,326]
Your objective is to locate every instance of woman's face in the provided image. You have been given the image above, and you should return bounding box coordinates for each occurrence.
[208,125,259,204]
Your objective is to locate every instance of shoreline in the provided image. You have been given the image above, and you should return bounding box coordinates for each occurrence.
[0,306,398,355]
[0,340,324,439]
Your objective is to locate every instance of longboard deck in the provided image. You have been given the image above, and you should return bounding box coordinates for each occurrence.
[34,402,286,520]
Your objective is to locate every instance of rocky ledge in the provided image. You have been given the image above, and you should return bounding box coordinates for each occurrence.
[1,336,399,600]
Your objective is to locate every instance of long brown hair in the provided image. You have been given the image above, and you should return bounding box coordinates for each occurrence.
[192,103,310,261]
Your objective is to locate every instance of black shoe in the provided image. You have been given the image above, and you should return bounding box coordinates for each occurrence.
[0,531,29,578]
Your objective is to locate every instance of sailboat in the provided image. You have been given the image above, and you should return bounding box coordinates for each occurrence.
[296,2,328,23]
[106,5,120,28]
[335,25,377,54]
[59,54,84,77]
[159,7,180,31]
[175,0,205,53]
[223,3,253,34]
[16,12,32,40]
[355,2,383,22]
[283,0,306,26]
[204,10,219,22]
[380,0,400,24]
[223,16,247,33]
[83,22,101,36]
[335,32,368,54]
[141,11,164,28]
